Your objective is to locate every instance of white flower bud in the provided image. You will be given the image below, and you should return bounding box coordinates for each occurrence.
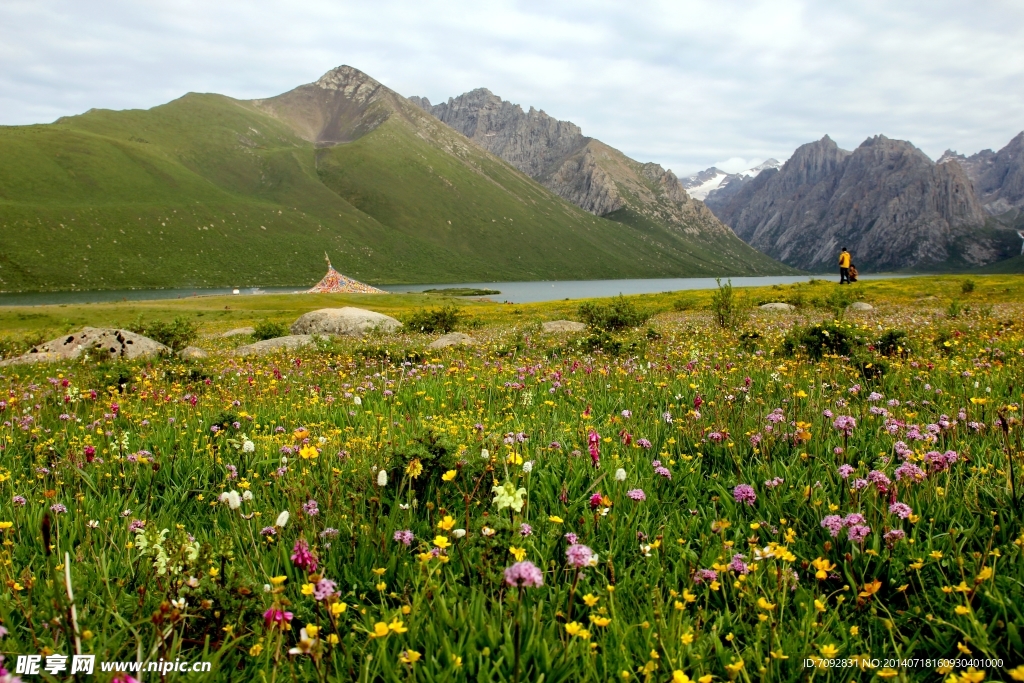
[275,510,290,528]
[354,396,362,405]
[242,490,253,501]
[480,448,490,460]
[226,490,242,510]
[522,461,534,473]
[453,528,467,538]
[615,468,627,482]
[377,469,388,487]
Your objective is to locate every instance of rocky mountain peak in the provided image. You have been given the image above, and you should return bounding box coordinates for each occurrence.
[940,132,1024,215]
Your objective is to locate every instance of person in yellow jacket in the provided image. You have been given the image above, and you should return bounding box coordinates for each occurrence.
[838,247,851,284]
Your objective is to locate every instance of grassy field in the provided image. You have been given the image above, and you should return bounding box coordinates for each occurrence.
[0,275,1022,682]
[0,93,790,293]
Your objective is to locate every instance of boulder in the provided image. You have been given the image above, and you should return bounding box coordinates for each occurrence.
[428,332,478,349]
[290,307,402,337]
[221,327,256,338]
[759,303,796,311]
[0,327,169,366]
[234,335,313,356]
[847,302,874,311]
[541,320,587,333]
[179,346,209,360]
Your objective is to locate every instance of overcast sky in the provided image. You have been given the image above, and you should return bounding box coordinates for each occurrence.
[2,0,1022,175]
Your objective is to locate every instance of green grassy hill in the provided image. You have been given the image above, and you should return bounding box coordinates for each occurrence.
[0,68,793,292]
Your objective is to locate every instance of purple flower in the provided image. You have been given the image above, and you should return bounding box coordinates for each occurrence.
[566,544,596,568]
[393,530,414,546]
[621,410,632,419]
[692,568,718,584]
[732,484,757,506]
[128,519,145,533]
[290,538,318,573]
[320,528,340,538]
[852,478,869,490]
[12,495,26,507]
[820,515,844,537]
[627,489,646,501]
[728,554,749,574]
[833,415,857,436]
[889,502,912,519]
[519,523,533,537]
[504,560,544,588]
[867,470,891,492]
[763,477,784,489]
[50,503,68,514]
[313,578,337,601]
[884,529,906,547]
[654,466,672,480]
[564,532,579,545]
[837,464,855,479]
[302,499,320,517]
[894,462,926,482]
[843,513,866,527]
[637,438,653,449]
[847,524,871,543]
[867,392,883,402]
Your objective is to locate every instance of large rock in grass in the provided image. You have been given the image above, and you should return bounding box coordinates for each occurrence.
[428,332,477,349]
[234,335,313,356]
[220,327,256,338]
[0,327,170,366]
[847,302,874,311]
[759,303,795,311]
[179,346,209,360]
[541,320,587,333]
[290,307,402,337]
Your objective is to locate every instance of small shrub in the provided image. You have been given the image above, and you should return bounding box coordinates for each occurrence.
[406,306,462,334]
[875,330,909,357]
[738,331,762,353]
[946,299,964,319]
[128,316,198,351]
[252,321,289,341]
[961,279,976,294]
[578,295,650,331]
[824,287,855,319]
[709,279,745,329]
[672,294,698,312]
[579,331,623,356]
[782,323,862,360]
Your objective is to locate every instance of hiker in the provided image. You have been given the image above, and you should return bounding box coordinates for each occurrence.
[848,261,859,283]
[838,248,851,284]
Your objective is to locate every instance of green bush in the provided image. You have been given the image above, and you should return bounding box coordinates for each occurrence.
[961,279,976,294]
[709,279,745,329]
[578,295,650,331]
[406,305,462,334]
[128,316,198,351]
[252,320,289,341]
[946,299,965,319]
[782,323,862,360]
[875,329,909,357]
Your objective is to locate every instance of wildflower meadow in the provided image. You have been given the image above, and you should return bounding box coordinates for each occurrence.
[0,280,1023,682]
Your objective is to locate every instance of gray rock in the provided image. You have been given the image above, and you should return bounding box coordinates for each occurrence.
[541,320,588,333]
[0,327,170,366]
[291,307,402,337]
[428,332,477,349]
[759,302,795,311]
[847,302,874,311]
[179,346,209,360]
[234,335,313,356]
[939,131,1024,214]
[709,134,1014,271]
[221,327,256,338]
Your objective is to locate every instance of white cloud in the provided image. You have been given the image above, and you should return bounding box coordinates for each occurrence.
[2,0,1022,172]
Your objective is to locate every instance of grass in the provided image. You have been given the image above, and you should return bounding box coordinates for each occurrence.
[0,94,793,293]
[0,275,1022,682]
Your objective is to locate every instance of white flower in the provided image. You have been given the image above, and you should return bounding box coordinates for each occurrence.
[522,461,534,473]
[87,520,99,529]
[481,526,496,537]
[377,469,388,487]
[171,597,186,609]
[242,439,255,453]
[281,456,288,465]
[263,583,272,593]
[225,490,241,510]
[353,396,362,406]
[453,528,467,538]
[480,448,490,460]
[241,490,254,501]
[614,468,627,481]
[275,510,290,528]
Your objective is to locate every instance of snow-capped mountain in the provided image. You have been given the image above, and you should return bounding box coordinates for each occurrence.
[682,159,782,202]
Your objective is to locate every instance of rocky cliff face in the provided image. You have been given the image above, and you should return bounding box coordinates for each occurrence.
[413,89,730,236]
[939,132,1024,215]
[710,135,1001,271]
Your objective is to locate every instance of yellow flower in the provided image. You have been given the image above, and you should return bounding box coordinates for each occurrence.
[819,644,838,658]
[301,583,315,596]
[724,659,744,677]
[388,618,408,634]
[327,634,339,645]
[442,469,457,482]
[305,625,319,638]
[673,672,693,683]
[510,546,527,561]
[270,576,287,585]
[0,522,12,530]
[814,599,826,612]
[249,643,263,657]
[375,581,387,591]
[958,668,986,683]
[583,593,599,607]
[849,626,859,636]
[683,589,696,603]
[876,668,899,678]
[1007,665,1024,681]
[930,551,944,560]
[954,605,970,615]
[909,559,924,570]
[406,458,424,478]
[371,622,390,638]
[451,655,463,668]
[811,557,836,579]
[565,621,583,636]
[590,615,611,627]
[399,650,421,664]
[975,566,993,582]
[298,444,318,460]
[330,602,347,616]
[434,535,451,549]
[681,632,694,645]
[548,516,564,524]
[957,642,972,655]
[757,597,776,611]
[770,650,788,660]
[372,567,387,576]
[858,580,882,598]
[698,676,713,683]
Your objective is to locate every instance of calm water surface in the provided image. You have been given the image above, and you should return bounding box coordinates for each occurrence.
[0,274,907,307]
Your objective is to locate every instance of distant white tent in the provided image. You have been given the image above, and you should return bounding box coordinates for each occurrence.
[307,254,385,294]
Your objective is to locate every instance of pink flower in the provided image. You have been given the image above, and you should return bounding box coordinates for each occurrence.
[587,429,600,467]
[627,489,646,501]
[732,484,756,506]
[566,544,595,568]
[313,578,337,601]
[264,608,294,628]
[589,493,604,510]
[291,538,318,573]
[504,561,544,588]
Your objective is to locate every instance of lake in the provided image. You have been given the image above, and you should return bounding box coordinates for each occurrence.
[0,274,906,307]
